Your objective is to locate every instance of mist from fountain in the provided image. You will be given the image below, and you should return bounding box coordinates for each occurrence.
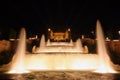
[94,20,117,73]
[8,28,29,73]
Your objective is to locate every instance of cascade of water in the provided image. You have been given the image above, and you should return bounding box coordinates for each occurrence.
[8,28,29,73]
[35,35,84,53]
[94,20,116,73]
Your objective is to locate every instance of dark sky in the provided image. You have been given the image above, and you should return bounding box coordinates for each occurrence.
[0,0,120,39]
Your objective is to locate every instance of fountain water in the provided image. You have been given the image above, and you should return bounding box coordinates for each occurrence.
[26,20,117,72]
[25,33,99,70]
[34,34,46,53]
[70,39,73,46]
[8,28,29,73]
[7,20,117,73]
[76,38,83,52]
[94,20,116,73]
[35,35,84,53]
[46,39,50,46]
[84,45,88,53]
[39,34,46,49]
[25,53,98,70]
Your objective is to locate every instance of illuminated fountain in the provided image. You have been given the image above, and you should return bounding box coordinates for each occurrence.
[7,20,117,74]
[25,20,117,72]
[8,28,29,73]
[34,35,84,53]
[75,38,83,52]
[94,20,116,73]
[39,34,46,49]
[25,53,98,70]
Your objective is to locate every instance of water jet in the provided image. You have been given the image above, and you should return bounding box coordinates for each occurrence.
[8,28,29,73]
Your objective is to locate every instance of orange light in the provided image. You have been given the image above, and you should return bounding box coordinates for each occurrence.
[68,28,70,31]
[48,28,51,31]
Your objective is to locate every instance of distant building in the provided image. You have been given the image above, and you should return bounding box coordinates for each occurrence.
[48,28,71,42]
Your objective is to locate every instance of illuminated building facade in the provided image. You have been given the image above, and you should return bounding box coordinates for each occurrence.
[48,28,71,42]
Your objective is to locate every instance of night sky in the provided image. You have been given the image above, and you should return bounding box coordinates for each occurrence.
[0,0,120,39]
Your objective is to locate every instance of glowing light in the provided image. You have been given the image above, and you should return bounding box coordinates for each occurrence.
[68,28,70,31]
[48,28,51,31]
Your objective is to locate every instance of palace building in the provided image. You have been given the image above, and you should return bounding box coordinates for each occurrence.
[48,28,71,42]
